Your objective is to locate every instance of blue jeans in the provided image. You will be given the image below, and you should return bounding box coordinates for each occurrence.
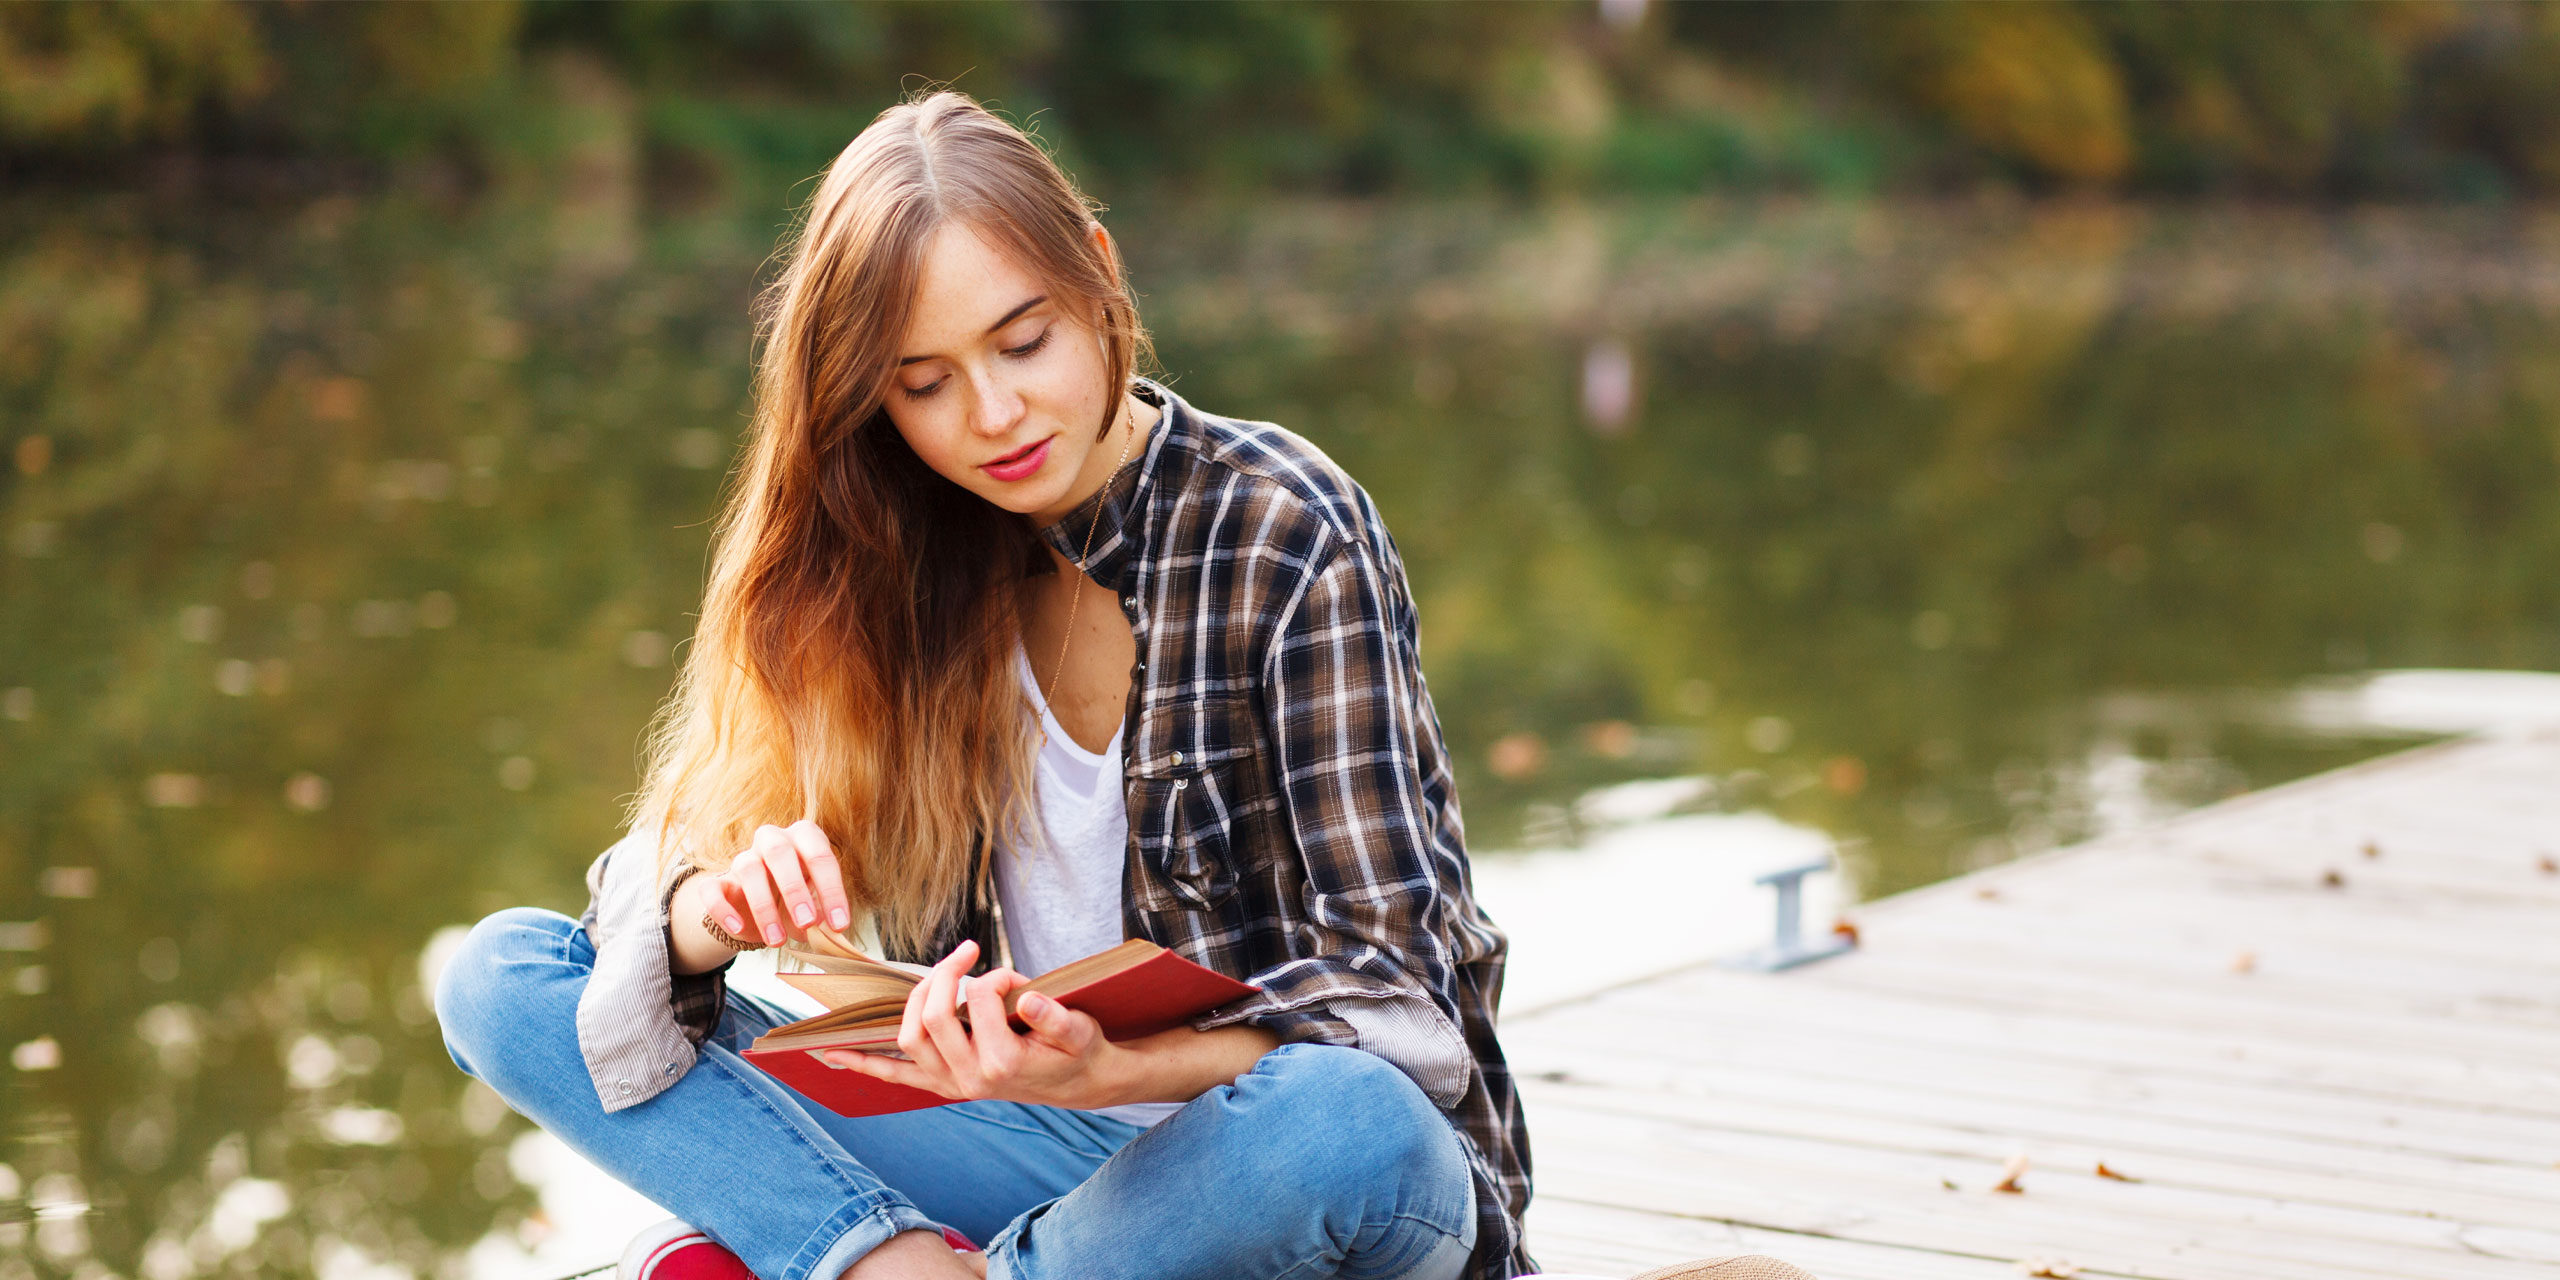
[435,908,1478,1280]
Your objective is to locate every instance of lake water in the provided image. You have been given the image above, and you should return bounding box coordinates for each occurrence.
[6,188,2558,1276]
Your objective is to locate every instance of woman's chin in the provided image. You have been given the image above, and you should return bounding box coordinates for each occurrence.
[968,477,1070,523]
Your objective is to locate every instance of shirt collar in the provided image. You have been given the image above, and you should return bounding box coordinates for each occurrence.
[1036,375,1185,595]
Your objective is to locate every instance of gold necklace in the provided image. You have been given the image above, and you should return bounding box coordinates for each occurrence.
[1040,404,1139,748]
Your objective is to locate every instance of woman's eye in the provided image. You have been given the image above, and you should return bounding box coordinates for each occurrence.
[897,328,1047,401]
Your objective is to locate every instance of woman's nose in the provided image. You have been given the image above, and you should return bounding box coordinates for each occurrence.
[966,367,1027,436]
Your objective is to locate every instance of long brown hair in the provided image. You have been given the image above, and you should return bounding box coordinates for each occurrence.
[632,88,1155,954]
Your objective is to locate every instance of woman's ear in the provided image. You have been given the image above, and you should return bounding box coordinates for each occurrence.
[1087,221,1122,288]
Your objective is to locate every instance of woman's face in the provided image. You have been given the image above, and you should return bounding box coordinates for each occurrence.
[883,219,1126,527]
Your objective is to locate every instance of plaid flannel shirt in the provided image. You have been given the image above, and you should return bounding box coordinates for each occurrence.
[1036,376,1531,1277]
[612,376,1532,1277]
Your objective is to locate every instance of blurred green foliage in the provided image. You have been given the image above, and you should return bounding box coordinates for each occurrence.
[14,1,2560,200]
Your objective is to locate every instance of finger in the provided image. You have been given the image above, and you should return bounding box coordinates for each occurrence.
[916,941,981,1088]
[763,833,819,934]
[736,867,786,948]
[738,829,791,945]
[966,967,1025,1076]
[698,874,755,942]
[788,820,853,932]
[821,1049,952,1098]
[971,969,1031,1033]
[1015,989,1098,1054]
[895,944,960,1080]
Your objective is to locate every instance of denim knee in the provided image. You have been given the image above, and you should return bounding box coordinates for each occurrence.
[432,906,579,1080]
[1242,1042,1463,1199]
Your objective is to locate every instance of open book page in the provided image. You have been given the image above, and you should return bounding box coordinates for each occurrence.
[751,938,1192,1054]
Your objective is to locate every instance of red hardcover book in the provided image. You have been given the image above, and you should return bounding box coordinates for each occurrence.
[741,937,1260,1118]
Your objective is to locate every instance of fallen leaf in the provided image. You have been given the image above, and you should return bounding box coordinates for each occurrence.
[2537,853,2556,876]
[2362,840,2381,859]
[2018,1259,2081,1279]
[1940,1177,1959,1191]
[1832,918,1861,947]
[2230,949,2256,975]
[2321,868,2347,889]
[1975,886,2003,902]
[2095,1161,2140,1182]
[1993,1152,2029,1193]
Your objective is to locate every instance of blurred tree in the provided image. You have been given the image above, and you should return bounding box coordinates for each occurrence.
[1887,1,2135,185]
[12,0,2560,201]
[0,0,269,147]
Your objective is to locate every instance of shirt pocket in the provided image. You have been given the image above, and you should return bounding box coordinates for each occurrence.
[1128,766,1243,911]
[1127,692,1257,912]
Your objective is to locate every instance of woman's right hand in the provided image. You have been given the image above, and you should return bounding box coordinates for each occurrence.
[694,820,854,946]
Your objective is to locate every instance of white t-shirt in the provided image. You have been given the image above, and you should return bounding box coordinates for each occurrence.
[994,644,1184,1129]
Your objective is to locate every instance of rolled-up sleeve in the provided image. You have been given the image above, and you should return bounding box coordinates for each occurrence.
[575,826,731,1111]
[1188,529,1474,1108]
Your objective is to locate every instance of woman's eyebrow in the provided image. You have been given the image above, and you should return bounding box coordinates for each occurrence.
[897,294,1047,365]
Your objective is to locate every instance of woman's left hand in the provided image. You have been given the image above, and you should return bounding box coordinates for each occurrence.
[819,939,1129,1109]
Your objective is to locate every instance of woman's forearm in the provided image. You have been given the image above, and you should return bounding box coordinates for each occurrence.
[667,872,745,975]
[1096,1021,1282,1106]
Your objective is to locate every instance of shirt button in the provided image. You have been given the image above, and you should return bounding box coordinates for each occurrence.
[1171,751,1184,766]
[1134,660,1145,673]
[1172,778,1187,791]
[617,1079,634,1095]
[1123,596,1138,610]
[663,1063,678,1077]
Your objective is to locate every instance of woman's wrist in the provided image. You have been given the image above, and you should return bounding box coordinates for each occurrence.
[667,871,742,975]
[1079,1036,1143,1109]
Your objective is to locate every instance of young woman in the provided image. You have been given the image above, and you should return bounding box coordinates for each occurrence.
[434,89,1808,1280]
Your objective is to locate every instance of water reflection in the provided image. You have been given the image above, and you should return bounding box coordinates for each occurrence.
[5,191,2558,1277]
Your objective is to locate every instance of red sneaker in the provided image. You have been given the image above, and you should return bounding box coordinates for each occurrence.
[617,1220,752,1280]
[617,1219,980,1278]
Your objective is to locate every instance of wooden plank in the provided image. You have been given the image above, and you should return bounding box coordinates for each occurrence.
[1513,734,2560,1279]
[1805,938,2560,1046]
[1876,872,2560,979]
[1527,1199,2041,1280]
[1529,1105,2560,1280]
[1517,1012,2560,1174]
[1514,1042,2560,1204]
[1513,1067,2560,1231]
[1528,1113,2560,1279]
[1858,890,2560,1012]
[1785,947,2560,1069]
[1848,850,2560,977]
[1522,971,2560,1118]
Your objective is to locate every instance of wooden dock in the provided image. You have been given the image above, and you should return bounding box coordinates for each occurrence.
[1508,731,2560,1280]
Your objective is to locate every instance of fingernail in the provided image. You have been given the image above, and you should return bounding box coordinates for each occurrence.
[1020,993,1048,1016]
[725,915,747,935]
[830,909,850,930]
[763,925,782,945]
[792,903,813,927]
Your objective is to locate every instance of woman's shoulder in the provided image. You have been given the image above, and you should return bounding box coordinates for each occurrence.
[1175,400,1388,558]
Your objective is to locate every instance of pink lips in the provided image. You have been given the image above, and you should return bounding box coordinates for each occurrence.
[980,435,1053,483]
